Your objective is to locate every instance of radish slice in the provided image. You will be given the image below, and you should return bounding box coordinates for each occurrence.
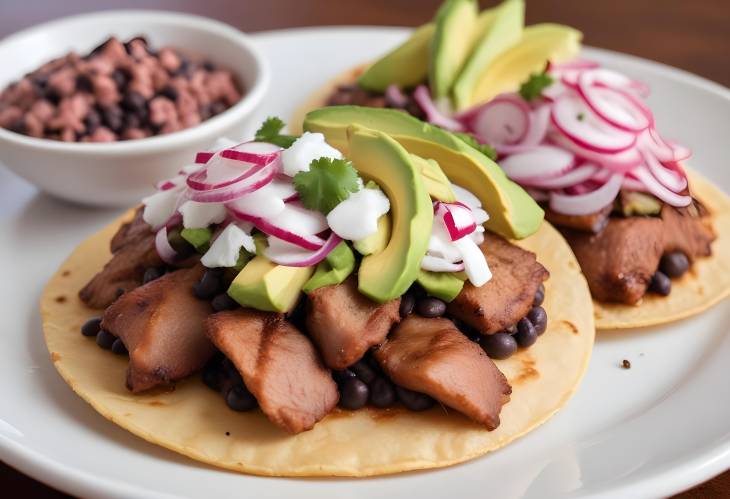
[495,105,551,154]
[520,163,599,189]
[451,184,482,209]
[467,94,530,146]
[421,255,465,273]
[622,175,648,192]
[500,145,575,181]
[632,166,691,207]
[549,173,624,215]
[195,151,214,164]
[155,227,178,264]
[436,202,477,241]
[548,132,642,172]
[413,85,465,132]
[385,84,408,107]
[427,223,464,263]
[577,72,653,132]
[201,224,256,268]
[264,232,342,267]
[552,95,637,153]
[453,236,491,286]
[640,149,688,192]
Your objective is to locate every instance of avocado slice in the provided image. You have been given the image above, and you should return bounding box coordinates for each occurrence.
[227,256,314,313]
[180,227,212,252]
[358,23,435,92]
[430,0,479,99]
[354,213,391,256]
[409,153,456,202]
[347,127,433,302]
[304,106,543,239]
[452,0,524,111]
[618,191,662,217]
[417,269,465,302]
[467,23,582,107]
[302,241,356,293]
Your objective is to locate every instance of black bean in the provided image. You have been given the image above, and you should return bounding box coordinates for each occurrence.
[332,369,357,384]
[32,73,49,90]
[96,330,116,350]
[415,297,446,318]
[527,306,548,336]
[83,109,101,133]
[202,359,224,392]
[75,73,93,93]
[43,87,61,105]
[534,283,545,306]
[660,252,689,278]
[649,271,671,296]
[123,113,141,131]
[159,85,178,102]
[515,318,538,348]
[81,317,102,337]
[110,68,129,90]
[121,91,147,113]
[203,60,217,72]
[220,358,243,386]
[142,267,164,284]
[193,269,224,299]
[115,287,125,299]
[225,384,257,412]
[338,377,369,410]
[8,117,27,134]
[102,106,124,133]
[369,376,397,408]
[399,293,415,318]
[479,332,518,360]
[349,359,377,384]
[167,227,194,257]
[111,338,128,355]
[211,293,237,312]
[395,386,435,411]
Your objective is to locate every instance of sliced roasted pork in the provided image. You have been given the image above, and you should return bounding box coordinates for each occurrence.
[101,265,215,392]
[305,276,401,369]
[206,310,339,434]
[545,204,612,233]
[661,202,715,262]
[447,232,549,334]
[565,217,664,304]
[80,208,163,309]
[374,316,511,429]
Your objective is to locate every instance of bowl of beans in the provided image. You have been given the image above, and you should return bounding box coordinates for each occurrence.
[0,10,269,206]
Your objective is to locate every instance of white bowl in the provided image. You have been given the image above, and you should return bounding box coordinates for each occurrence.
[0,10,269,207]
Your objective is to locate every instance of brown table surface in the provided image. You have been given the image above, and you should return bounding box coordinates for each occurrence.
[1,1,728,497]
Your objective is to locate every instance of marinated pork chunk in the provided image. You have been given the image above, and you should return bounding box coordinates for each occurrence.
[447,232,549,334]
[101,265,215,392]
[374,316,511,429]
[565,217,664,304]
[205,310,339,434]
[80,208,162,308]
[545,204,612,233]
[661,203,715,262]
[305,276,401,369]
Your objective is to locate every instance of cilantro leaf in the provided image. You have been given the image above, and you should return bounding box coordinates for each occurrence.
[519,71,554,101]
[293,158,360,214]
[453,132,497,161]
[254,116,298,148]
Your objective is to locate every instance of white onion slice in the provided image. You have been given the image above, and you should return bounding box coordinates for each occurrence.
[549,173,624,215]
[264,232,342,268]
[640,149,688,193]
[520,163,599,189]
[154,226,178,264]
[453,236,491,287]
[201,223,256,268]
[179,200,227,229]
[225,176,296,220]
[412,85,465,132]
[632,166,691,207]
[577,73,653,132]
[451,184,482,209]
[500,145,575,181]
[421,255,465,273]
[548,132,642,172]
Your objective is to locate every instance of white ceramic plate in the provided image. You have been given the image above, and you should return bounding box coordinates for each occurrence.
[1,27,729,499]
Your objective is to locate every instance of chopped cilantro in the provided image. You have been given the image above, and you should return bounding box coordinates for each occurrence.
[293,158,360,214]
[254,116,298,148]
[519,71,554,101]
[454,132,497,161]
[577,112,585,121]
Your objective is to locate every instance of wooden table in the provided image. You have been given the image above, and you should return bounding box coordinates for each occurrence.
[1,1,728,497]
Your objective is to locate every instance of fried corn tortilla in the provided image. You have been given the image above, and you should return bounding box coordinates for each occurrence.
[293,69,730,330]
[41,215,593,477]
[593,169,730,329]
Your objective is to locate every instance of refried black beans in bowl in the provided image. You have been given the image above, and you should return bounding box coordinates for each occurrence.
[0,10,269,206]
[0,36,243,143]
